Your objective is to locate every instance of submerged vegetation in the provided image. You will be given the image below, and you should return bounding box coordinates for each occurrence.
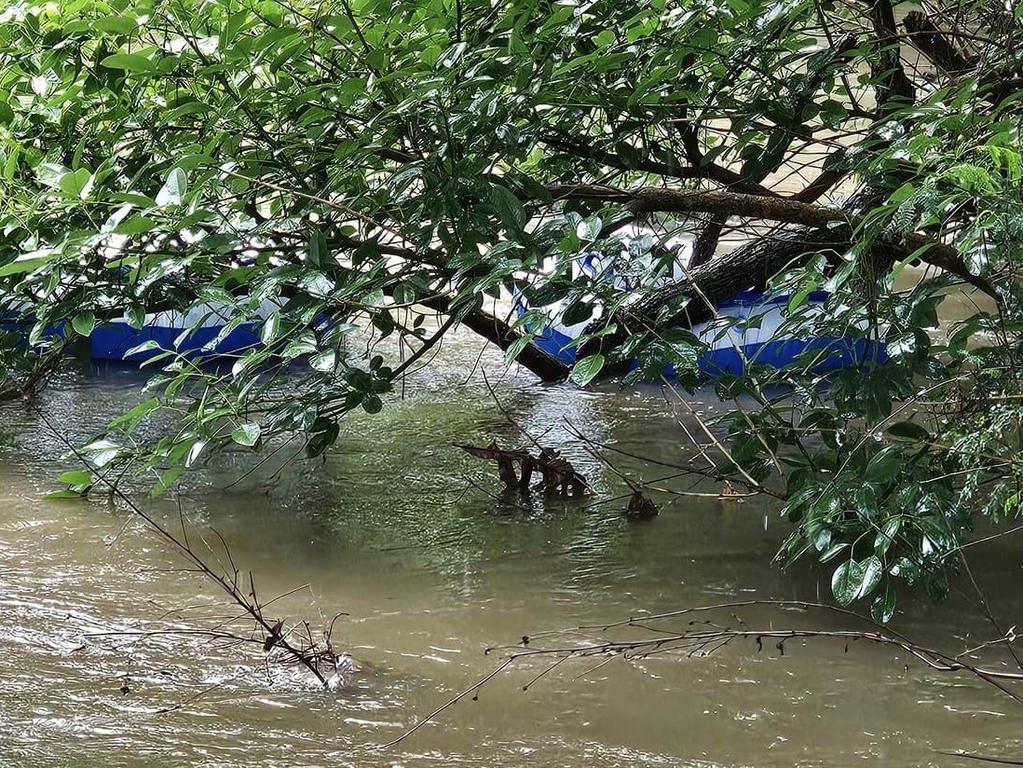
[1,0,1023,643]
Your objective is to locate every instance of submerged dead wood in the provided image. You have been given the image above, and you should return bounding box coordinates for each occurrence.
[458,440,589,496]
[625,490,659,520]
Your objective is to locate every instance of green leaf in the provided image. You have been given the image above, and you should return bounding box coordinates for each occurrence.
[875,516,901,557]
[44,489,88,500]
[151,465,183,497]
[185,439,207,468]
[82,439,122,467]
[310,349,336,372]
[108,397,160,431]
[362,393,383,414]
[306,421,339,457]
[301,271,334,297]
[864,445,902,483]
[576,216,602,242]
[831,559,865,606]
[787,282,816,313]
[116,216,158,235]
[100,52,155,73]
[58,168,92,199]
[283,333,318,359]
[871,584,896,624]
[571,354,605,386]
[31,75,49,97]
[126,305,146,329]
[58,470,92,486]
[346,368,373,393]
[122,340,163,358]
[853,484,878,521]
[856,555,884,599]
[72,312,96,337]
[36,162,69,189]
[308,228,328,268]
[0,255,50,277]
[489,183,525,233]
[820,542,848,563]
[886,421,930,441]
[261,313,281,345]
[156,168,187,207]
[504,333,536,365]
[231,422,261,447]
[93,15,138,34]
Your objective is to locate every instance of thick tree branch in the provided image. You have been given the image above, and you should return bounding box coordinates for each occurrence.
[688,214,727,268]
[544,183,998,301]
[869,0,916,106]
[541,133,778,197]
[624,187,850,227]
[903,11,976,76]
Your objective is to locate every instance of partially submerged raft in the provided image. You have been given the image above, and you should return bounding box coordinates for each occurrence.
[516,251,886,378]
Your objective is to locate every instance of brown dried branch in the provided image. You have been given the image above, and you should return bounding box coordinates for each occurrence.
[457,440,589,496]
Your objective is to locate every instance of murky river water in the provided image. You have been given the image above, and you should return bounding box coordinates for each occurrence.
[1,329,1021,767]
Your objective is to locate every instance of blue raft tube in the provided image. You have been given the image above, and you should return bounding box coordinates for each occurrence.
[89,303,270,363]
[0,301,275,364]
[515,252,887,379]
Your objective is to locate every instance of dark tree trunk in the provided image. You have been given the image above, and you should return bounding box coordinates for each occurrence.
[418,295,570,382]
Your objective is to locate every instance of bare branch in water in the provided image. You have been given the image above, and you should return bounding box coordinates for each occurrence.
[384,600,1023,749]
[37,408,356,689]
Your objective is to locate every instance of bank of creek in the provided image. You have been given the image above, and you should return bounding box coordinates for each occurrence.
[1,328,1020,767]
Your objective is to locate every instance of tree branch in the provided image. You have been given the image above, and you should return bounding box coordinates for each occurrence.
[903,11,977,76]
[544,184,999,302]
[541,133,778,197]
[869,0,916,106]
[688,214,727,268]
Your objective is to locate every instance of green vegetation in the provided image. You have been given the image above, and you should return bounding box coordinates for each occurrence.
[1,0,1022,619]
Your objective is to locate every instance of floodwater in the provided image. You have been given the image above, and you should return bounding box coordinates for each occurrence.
[1,329,1021,767]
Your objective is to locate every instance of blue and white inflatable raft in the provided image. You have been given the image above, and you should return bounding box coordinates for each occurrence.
[0,302,272,364]
[516,253,886,378]
[89,304,267,363]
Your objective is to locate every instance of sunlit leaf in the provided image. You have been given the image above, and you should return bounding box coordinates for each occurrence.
[571,354,605,386]
[72,312,96,337]
[100,52,155,73]
[156,168,187,207]
[231,422,261,447]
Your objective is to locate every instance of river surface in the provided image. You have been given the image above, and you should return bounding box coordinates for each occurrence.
[1,329,1021,767]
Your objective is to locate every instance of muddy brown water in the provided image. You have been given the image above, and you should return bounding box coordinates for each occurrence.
[0,328,1020,767]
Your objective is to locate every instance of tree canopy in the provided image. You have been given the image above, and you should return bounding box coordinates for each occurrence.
[2,0,1023,618]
